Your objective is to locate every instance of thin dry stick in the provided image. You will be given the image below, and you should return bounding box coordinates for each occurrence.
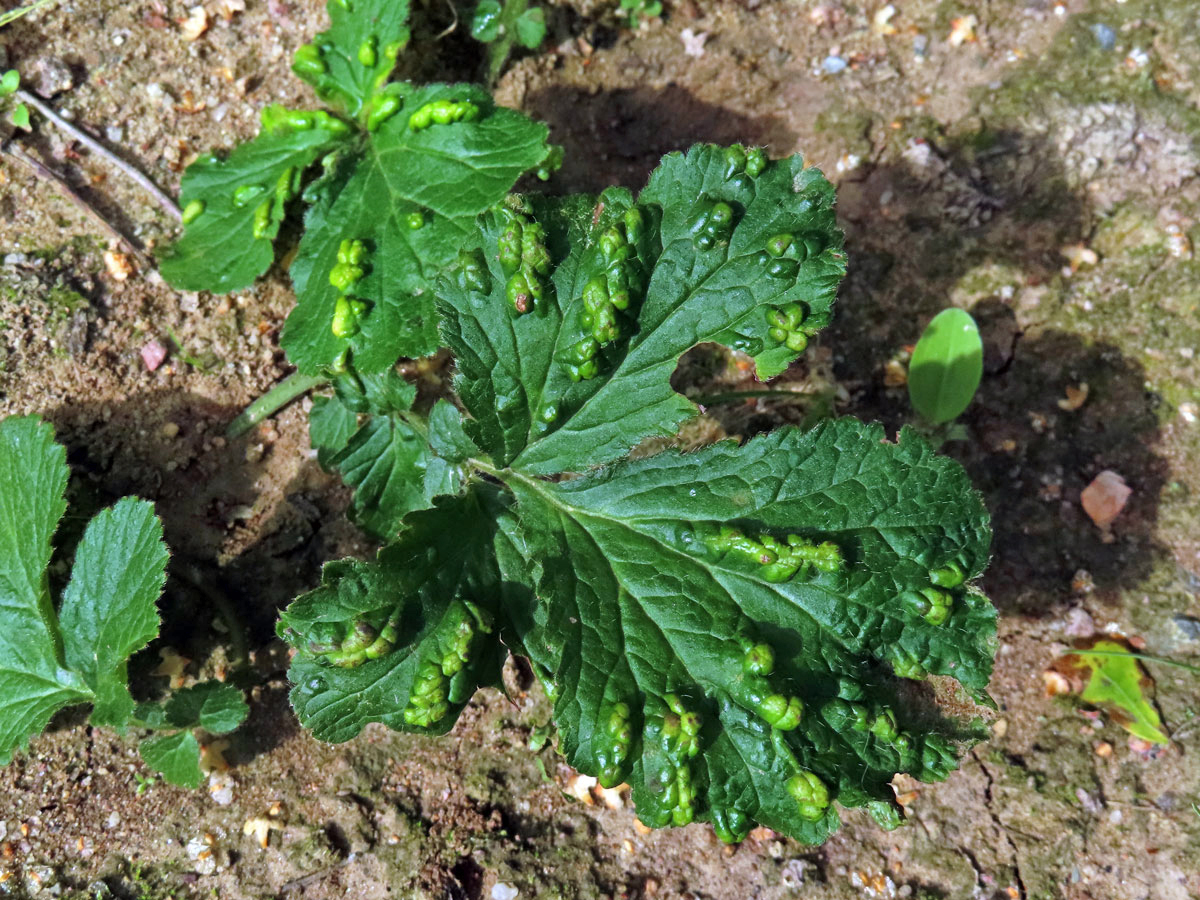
[15,88,182,221]
[1,140,153,267]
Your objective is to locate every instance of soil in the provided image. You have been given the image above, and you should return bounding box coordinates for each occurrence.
[1,0,1199,898]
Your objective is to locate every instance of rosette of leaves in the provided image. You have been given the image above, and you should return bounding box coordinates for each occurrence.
[282,145,996,844]
[0,416,248,788]
[470,0,547,84]
[159,0,557,376]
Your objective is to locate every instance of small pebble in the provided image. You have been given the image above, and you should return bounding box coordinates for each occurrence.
[1090,23,1116,50]
[1081,471,1132,529]
[821,54,847,74]
[105,125,125,143]
[141,340,168,372]
[492,884,519,900]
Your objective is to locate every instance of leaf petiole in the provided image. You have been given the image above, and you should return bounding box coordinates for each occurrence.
[227,372,328,439]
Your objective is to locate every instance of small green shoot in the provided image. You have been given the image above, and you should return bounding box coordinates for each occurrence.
[0,0,58,28]
[619,0,662,27]
[0,415,249,788]
[908,308,983,425]
[470,0,547,83]
[0,69,30,130]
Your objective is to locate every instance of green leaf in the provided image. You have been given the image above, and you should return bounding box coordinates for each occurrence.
[139,731,204,789]
[470,0,503,42]
[1070,641,1169,744]
[159,115,350,293]
[280,84,554,374]
[515,7,546,48]
[439,145,845,473]
[163,682,249,735]
[496,420,992,840]
[309,394,359,466]
[0,69,18,97]
[291,0,411,119]
[58,498,168,728]
[907,308,983,425]
[279,492,509,741]
[0,417,90,764]
[428,400,478,464]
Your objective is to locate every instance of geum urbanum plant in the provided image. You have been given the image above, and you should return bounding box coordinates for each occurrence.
[0,417,248,789]
[158,0,559,377]
[276,144,998,845]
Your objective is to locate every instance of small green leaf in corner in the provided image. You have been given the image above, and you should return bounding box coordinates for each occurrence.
[1069,640,1169,745]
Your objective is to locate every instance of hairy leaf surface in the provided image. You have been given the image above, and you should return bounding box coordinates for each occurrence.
[159,121,350,292]
[440,145,844,474]
[281,84,554,373]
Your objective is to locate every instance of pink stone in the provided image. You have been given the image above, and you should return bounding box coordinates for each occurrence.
[141,340,168,372]
[1080,470,1132,528]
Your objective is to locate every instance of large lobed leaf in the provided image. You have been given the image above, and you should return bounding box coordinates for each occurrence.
[439,145,845,474]
[281,83,554,373]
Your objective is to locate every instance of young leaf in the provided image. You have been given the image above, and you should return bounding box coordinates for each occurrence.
[291,0,411,119]
[280,83,554,374]
[470,0,503,42]
[0,417,89,763]
[311,376,474,538]
[163,682,249,735]
[0,69,18,96]
[907,308,983,425]
[159,114,351,292]
[439,146,844,474]
[10,103,30,130]
[58,498,169,728]
[1069,641,1169,744]
[515,7,546,48]
[139,731,204,789]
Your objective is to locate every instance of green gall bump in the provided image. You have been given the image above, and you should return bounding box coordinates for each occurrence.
[539,404,559,424]
[406,210,425,230]
[338,238,366,266]
[766,233,794,258]
[367,94,401,131]
[930,561,965,588]
[723,145,747,179]
[743,643,775,676]
[871,710,899,743]
[251,200,272,239]
[745,147,767,177]
[785,770,829,821]
[457,250,491,294]
[331,296,359,337]
[711,807,751,844]
[181,199,205,225]
[708,202,734,228]
[408,104,432,130]
[357,36,378,67]
[292,43,327,75]
[507,272,533,314]
[233,183,266,208]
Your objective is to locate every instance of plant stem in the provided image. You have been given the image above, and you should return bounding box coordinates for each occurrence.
[1065,648,1200,676]
[227,373,327,439]
[177,564,251,670]
[15,88,182,221]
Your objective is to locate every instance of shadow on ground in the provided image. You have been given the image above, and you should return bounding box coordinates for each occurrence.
[525,84,797,192]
